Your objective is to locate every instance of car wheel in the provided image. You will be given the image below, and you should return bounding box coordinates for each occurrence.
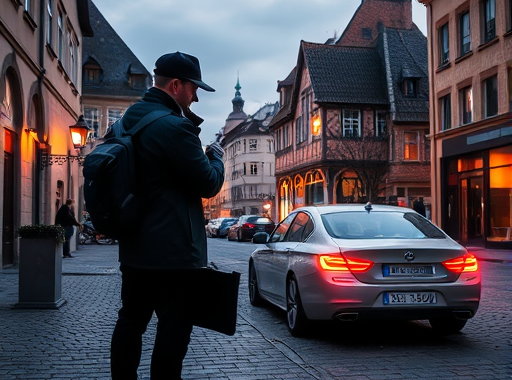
[248,261,263,306]
[286,274,308,336]
[428,317,468,334]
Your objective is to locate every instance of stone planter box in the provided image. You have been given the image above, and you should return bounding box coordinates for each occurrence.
[14,238,66,309]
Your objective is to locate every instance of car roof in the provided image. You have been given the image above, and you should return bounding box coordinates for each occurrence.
[294,204,414,216]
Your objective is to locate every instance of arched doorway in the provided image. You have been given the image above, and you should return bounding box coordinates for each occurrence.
[2,69,21,267]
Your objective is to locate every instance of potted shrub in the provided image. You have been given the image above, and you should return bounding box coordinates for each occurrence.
[14,224,67,309]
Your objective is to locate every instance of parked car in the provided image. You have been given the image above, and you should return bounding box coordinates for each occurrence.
[249,203,481,336]
[211,218,238,238]
[236,215,275,242]
[227,221,240,241]
[205,218,220,238]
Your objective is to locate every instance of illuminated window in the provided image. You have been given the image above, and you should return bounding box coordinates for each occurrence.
[305,170,324,205]
[460,86,472,125]
[404,131,419,161]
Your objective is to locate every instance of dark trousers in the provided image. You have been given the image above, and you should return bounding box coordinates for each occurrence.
[111,266,193,380]
[63,226,74,256]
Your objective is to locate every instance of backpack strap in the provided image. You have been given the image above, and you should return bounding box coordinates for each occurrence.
[120,110,172,137]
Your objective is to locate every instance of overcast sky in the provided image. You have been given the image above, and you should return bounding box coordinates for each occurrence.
[92,0,427,146]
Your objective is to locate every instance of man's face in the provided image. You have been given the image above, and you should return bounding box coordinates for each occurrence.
[174,79,199,110]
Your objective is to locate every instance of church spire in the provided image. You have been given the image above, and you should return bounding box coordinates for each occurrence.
[232,74,245,113]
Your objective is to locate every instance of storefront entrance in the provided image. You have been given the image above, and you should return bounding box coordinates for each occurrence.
[461,174,484,247]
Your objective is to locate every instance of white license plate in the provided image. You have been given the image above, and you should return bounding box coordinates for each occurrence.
[383,292,437,305]
[383,265,434,276]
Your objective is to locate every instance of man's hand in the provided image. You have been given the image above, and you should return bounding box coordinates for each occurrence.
[205,142,224,160]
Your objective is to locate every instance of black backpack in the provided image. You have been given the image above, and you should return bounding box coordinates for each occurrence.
[83,110,170,239]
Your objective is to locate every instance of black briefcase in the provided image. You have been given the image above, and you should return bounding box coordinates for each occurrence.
[187,268,241,336]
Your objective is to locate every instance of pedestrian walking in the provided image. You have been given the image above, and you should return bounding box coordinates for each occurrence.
[109,51,224,380]
[55,198,81,258]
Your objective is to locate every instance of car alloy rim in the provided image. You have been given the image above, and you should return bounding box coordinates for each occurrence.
[287,280,298,329]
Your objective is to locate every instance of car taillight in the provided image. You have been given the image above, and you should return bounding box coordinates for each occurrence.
[319,255,374,273]
[442,253,478,273]
[242,223,255,229]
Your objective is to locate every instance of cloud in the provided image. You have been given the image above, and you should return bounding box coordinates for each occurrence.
[91,0,426,145]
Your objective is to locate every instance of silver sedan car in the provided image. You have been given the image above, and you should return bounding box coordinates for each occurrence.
[249,204,480,336]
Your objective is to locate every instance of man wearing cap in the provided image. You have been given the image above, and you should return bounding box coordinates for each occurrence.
[110,52,224,380]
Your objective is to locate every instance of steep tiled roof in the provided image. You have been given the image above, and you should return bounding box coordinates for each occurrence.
[222,103,279,146]
[82,1,151,97]
[381,26,429,122]
[302,41,389,105]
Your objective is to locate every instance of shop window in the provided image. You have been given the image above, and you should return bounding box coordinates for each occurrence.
[305,171,324,205]
[488,146,512,241]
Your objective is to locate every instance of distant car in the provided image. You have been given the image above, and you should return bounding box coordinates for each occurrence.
[205,218,221,238]
[236,215,275,242]
[227,222,240,241]
[249,204,481,336]
[211,218,238,238]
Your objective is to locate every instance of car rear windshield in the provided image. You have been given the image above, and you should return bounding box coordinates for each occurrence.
[321,211,446,239]
[247,216,273,224]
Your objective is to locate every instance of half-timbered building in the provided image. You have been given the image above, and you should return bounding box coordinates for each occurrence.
[270,0,431,221]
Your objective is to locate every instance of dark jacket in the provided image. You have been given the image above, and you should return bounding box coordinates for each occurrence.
[55,205,80,227]
[118,87,224,269]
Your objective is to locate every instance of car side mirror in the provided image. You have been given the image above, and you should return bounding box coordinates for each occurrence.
[252,232,269,244]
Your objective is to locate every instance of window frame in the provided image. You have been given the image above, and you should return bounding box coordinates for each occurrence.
[404,131,420,161]
[459,86,473,125]
[483,0,496,43]
[439,22,450,66]
[459,11,471,56]
[46,0,53,46]
[249,138,257,151]
[375,110,387,136]
[483,75,498,118]
[440,94,451,131]
[341,109,361,138]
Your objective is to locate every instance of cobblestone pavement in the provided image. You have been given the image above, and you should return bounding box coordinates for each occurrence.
[0,244,319,380]
[0,243,510,380]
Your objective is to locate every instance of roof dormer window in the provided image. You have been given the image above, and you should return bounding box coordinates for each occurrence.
[402,79,417,98]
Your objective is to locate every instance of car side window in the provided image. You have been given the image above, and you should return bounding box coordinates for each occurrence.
[270,213,296,243]
[286,212,313,242]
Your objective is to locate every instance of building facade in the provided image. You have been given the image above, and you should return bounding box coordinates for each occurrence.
[419,0,512,249]
[212,80,279,221]
[81,1,151,141]
[270,0,431,221]
[0,0,93,268]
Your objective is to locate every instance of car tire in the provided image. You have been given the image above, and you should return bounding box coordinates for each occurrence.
[248,261,263,306]
[428,317,468,334]
[286,274,308,336]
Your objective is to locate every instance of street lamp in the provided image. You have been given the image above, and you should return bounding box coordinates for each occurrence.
[40,115,91,168]
[69,115,92,149]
